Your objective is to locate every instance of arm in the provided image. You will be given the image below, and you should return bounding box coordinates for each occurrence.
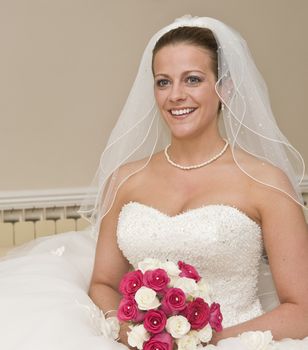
[212,186,308,344]
[88,195,131,345]
[89,160,148,346]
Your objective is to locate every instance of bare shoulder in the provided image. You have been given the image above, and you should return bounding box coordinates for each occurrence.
[233,148,296,194]
[116,158,148,181]
[110,153,164,201]
[228,148,304,220]
[241,156,305,229]
[117,152,164,181]
[96,158,151,231]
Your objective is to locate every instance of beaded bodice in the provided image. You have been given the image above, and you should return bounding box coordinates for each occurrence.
[117,202,264,327]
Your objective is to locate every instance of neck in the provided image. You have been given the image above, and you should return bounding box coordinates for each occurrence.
[168,132,226,165]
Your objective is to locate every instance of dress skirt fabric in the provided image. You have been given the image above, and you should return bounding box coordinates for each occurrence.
[0,228,307,349]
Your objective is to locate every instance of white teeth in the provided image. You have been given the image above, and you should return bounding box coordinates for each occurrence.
[170,108,195,116]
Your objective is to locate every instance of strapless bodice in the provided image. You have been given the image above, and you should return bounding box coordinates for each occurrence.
[117,202,264,327]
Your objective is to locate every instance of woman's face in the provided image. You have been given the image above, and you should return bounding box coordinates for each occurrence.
[153,43,220,140]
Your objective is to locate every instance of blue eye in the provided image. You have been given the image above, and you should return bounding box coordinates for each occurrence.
[156,79,170,88]
[186,76,202,84]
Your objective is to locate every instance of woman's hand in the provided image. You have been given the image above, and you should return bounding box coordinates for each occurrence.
[118,321,132,348]
[209,331,223,345]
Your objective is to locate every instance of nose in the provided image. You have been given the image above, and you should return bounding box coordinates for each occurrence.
[168,82,186,102]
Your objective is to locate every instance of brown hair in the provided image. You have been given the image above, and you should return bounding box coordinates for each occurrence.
[152,26,218,78]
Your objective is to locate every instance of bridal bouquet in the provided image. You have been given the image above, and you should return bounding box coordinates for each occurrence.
[117,258,223,350]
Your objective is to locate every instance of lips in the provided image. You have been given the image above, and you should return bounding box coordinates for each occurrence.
[169,107,197,119]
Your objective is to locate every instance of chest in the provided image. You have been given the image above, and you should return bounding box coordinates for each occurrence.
[130,169,258,222]
[117,202,262,275]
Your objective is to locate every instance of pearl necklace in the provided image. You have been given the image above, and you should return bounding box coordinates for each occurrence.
[164,139,229,170]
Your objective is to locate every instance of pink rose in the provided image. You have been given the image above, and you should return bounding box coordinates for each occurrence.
[209,302,223,332]
[161,288,187,316]
[119,270,143,296]
[143,269,170,292]
[117,297,145,322]
[143,332,173,350]
[144,309,167,334]
[178,261,201,282]
[184,297,210,330]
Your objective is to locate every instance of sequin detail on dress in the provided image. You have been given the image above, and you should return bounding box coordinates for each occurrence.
[117,202,263,328]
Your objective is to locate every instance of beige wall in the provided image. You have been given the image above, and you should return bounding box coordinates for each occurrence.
[0,0,307,191]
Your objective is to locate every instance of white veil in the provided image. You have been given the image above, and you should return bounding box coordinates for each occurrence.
[79,15,305,234]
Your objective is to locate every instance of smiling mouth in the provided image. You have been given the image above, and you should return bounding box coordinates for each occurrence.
[169,108,197,118]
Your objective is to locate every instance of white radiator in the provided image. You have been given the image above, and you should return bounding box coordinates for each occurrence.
[0,188,96,248]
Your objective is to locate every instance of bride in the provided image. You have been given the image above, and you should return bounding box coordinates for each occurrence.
[1,16,308,350]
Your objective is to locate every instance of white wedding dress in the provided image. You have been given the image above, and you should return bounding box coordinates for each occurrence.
[0,202,307,349]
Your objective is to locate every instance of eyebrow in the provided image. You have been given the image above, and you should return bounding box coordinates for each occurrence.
[154,70,206,78]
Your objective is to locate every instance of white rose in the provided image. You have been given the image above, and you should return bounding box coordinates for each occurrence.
[161,261,181,276]
[168,276,180,288]
[239,330,276,350]
[197,324,213,343]
[176,332,199,350]
[134,286,160,310]
[174,277,198,296]
[138,258,161,273]
[190,280,213,303]
[127,324,150,350]
[166,315,191,339]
